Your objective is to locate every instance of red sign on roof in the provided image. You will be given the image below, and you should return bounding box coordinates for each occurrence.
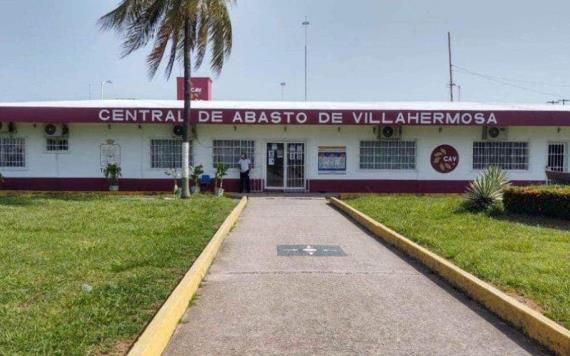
[176,77,212,101]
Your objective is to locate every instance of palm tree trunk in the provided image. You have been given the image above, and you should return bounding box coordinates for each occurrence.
[180,17,192,199]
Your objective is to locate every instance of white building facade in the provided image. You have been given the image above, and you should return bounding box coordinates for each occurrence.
[0,100,568,192]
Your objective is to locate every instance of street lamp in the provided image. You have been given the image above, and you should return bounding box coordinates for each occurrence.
[280,82,286,101]
[302,17,310,102]
[101,80,113,100]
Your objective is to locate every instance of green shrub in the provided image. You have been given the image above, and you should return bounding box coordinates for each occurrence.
[103,163,122,185]
[504,185,570,220]
[465,166,511,211]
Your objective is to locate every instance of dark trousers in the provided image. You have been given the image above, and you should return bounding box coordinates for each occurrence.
[240,170,250,193]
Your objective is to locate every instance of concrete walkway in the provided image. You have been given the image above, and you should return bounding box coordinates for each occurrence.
[165,197,544,355]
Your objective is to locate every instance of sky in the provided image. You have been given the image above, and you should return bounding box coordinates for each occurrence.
[2,0,570,104]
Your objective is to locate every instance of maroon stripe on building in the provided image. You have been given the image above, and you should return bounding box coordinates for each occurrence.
[308,179,543,193]
[1,178,544,193]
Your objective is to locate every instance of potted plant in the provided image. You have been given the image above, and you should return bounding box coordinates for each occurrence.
[103,163,122,191]
[190,164,204,194]
[214,163,228,196]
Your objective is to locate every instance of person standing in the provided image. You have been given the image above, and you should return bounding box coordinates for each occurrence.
[238,153,251,193]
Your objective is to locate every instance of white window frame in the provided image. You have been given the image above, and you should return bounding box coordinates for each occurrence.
[212,139,256,169]
[0,136,26,168]
[149,138,193,169]
[472,141,529,171]
[358,140,417,170]
[547,141,568,172]
[45,137,70,153]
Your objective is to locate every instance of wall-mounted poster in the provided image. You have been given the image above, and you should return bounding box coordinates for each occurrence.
[100,143,121,167]
[318,146,346,174]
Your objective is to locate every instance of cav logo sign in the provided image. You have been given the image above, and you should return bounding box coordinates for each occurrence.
[431,145,459,173]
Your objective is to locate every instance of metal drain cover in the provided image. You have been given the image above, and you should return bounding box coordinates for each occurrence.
[277,245,346,257]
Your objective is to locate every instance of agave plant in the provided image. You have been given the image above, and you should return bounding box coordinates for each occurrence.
[465,166,511,211]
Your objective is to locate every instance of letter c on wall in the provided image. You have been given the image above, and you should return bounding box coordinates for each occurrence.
[99,109,111,121]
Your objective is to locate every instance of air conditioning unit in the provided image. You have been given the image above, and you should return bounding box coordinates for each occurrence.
[377,125,402,140]
[0,122,15,133]
[44,124,68,137]
[482,126,508,140]
[173,125,184,137]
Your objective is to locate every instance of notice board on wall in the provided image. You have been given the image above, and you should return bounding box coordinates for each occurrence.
[100,143,121,167]
[318,146,346,174]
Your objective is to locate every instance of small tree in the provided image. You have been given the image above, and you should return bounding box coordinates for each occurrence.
[465,166,511,211]
[190,164,204,194]
[0,172,4,189]
[165,168,181,195]
[103,163,122,191]
[214,163,228,196]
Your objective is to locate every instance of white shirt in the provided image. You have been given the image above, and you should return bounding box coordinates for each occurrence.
[238,158,251,173]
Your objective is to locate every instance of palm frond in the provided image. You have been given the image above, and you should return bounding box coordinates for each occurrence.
[100,0,235,79]
[147,21,174,78]
[120,0,171,57]
[204,0,233,74]
[98,0,146,31]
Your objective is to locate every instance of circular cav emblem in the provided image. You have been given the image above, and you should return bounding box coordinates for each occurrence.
[431,145,459,173]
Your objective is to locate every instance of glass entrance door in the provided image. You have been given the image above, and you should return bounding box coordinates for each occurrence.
[266,142,305,190]
[266,143,285,188]
[286,143,305,189]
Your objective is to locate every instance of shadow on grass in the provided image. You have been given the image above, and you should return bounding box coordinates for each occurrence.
[0,192,110,206]
[453,200,570,232]
[494,213,570,232]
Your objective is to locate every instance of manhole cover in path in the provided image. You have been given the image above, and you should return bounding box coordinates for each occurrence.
[277,245,347,257]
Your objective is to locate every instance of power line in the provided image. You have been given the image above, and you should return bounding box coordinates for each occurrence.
[453,65,570,88]
[452,65,565,97]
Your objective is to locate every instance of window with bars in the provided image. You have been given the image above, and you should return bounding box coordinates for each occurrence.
[213,140,255,168]
[547,143,567,172]
[46,137,69,152]
[0,137,25,167]
[359,141,416,170]
[472,142,529,170]
[150,139,192,168]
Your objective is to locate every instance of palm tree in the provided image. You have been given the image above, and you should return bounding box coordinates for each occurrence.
[99,0,234,198]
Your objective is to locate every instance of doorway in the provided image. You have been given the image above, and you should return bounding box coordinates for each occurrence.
[266,142,305,191]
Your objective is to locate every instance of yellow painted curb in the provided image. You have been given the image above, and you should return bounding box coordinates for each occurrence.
[329,197,570,356]
[128,196,248,356]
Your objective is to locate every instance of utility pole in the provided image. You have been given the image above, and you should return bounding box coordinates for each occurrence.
[448,32,454,102]
[280,82,286,101]
[302,17,310,102]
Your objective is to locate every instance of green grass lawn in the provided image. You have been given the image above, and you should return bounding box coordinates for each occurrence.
[345,195,570,330]
[0,193,237,355]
